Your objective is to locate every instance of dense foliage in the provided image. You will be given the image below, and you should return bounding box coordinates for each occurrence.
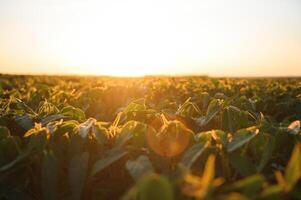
[0,75,301,200]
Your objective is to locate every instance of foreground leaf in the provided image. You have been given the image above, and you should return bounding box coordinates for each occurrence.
[229,153,256,177]
[91,147,127,177]
[42,150,59,200]
[69,152,89,200]
[0,126,10,139]
[227,127,259,153]
[285,143,301,189]
[15,114,34,131]
[126,155,154,181]
[181,142,209,168]
[0,149,30,172]
[226,174,265,196]
[138,173,174,200]
[257,134,276,172]
[182,155,217,199]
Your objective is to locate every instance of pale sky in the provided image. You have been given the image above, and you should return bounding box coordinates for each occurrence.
[0,0,300,76]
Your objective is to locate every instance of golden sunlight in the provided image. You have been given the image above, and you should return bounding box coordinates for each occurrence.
[0,0,300,76]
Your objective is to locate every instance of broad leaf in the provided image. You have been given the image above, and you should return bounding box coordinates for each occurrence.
[61,106,86,121]
[285,143,301,188]
[126,155,154,181]
[195,99,222,127]
[181,142,209,168]
[257,134,275,172]
[15,114,34,130]
[42,150,59,200]
[92,123,109,146]
[181,155,217,199]
[91,147,127,177]
[69,152,89,200]
[227,175,265,196]
[227,126,259,152]
[229,153,257,177]
[0,149,31,172]
[0,126,10,140]
[138,173,174,200]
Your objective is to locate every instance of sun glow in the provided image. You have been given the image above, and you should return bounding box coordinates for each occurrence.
[42,0,185,76]
[60,26,179,76]
[0,0,301,76]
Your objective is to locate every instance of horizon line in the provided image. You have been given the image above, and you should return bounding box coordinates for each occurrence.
[1,72,301,79]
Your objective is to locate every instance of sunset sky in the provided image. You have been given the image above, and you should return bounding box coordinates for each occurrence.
[0,0,300,76]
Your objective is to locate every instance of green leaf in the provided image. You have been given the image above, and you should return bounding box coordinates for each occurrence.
[126,155,154,181]
[53,120,78,136]
[227,174,265,196]
[181,142,209,168]
[24,123,47,138]
[122,98,146,115]
[0,149,31,172]
[61,106,86,121]
[1,189,32,200]
[115,131,133,147]
[229,153,257,177]
[138,173,174,200]
[195,99,222,127]
[227,126,259,153]
[211,130,228,148]
[285,143,301,188]
[15,114,34,131]
[92,123,109,146]
[207,99,222,116]
[195,131,213,144]
[217,193,249,200]
[256,134,275,172]
[201,154,216,189]
[91,147,127,177]
[221,106,252,132]
[37,100,59,118]
[27,128,48,152]
[260,185,284,200]
[42,150,59,200]
[176,97,201,118]
[0,126,10,140]
[181,155,217,199]
[119,121,148,148]
[69,152,89,200]
[221,106,237,133]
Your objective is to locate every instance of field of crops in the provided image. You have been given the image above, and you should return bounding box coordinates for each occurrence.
[0,75,301,200]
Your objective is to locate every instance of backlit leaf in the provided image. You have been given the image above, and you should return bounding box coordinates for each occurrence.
[287,120,300,135]
[126,155,154,181]
[227,126,259,153]
[285,143,301,188]
[91,147,127,177]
